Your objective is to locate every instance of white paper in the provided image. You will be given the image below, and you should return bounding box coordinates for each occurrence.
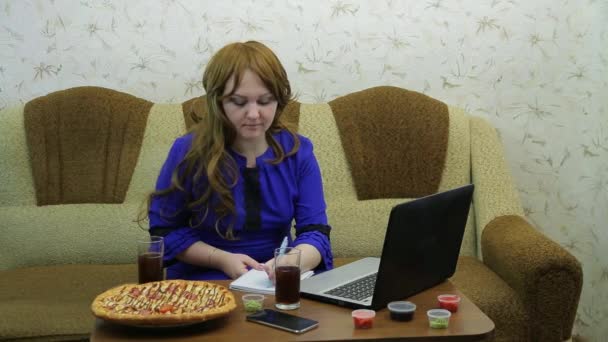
[229,269,314,295]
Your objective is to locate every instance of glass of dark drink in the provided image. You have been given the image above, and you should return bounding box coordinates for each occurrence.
[274,247,301,310]
[137,236,164,284]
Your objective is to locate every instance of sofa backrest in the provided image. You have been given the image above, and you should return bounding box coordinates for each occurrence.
[0,88,186,270]
[23,87,153,205]
[0,86,477,271]
[181,86,477,258]
[328,87,450,199]
[297,89,476,259]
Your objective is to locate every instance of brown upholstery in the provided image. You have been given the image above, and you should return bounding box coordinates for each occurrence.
[278,100,301,131]
[328,86,449,200]
[181,96,205,130]
[451,256,531,341]
[23,87,152,205]
[181,96,301,131]
[482,215,583,341]
[0,264,137,341]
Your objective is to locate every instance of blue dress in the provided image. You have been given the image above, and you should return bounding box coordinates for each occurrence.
[149,130,333,280]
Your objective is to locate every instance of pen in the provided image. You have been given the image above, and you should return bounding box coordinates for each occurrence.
[262,236,289,274]
[278,236,288,255]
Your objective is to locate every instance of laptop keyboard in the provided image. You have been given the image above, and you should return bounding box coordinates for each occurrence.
[324,273,377,301]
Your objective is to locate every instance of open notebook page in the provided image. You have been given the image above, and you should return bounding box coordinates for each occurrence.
[229,269,315,295]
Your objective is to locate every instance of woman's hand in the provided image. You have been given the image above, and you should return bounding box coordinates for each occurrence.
[262,258,276,284]
[216,251,264,279]
[263,244,321,284]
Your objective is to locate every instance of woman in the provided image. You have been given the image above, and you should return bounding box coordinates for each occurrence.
[146,40,333,280]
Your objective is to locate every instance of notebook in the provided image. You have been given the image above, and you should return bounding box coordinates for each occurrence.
[300,184,474,310]
[230,269,314,295]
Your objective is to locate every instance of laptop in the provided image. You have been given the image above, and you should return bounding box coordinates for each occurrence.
[300,184,474,310]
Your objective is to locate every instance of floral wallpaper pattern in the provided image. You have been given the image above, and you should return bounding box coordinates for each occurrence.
[0,0,606,339]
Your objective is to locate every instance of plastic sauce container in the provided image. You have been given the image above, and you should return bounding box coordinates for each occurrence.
[387,301,416,321]
[427,309,451,329]
[352,309,376,329]
[242,294,265,312]
[437,294,461,312]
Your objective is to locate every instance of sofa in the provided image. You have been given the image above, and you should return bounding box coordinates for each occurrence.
[0,86,582,341]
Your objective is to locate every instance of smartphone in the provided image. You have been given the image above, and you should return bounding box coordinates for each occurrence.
[246,309,319,334]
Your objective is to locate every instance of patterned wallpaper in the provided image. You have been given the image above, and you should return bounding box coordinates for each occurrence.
[1,0,606,339]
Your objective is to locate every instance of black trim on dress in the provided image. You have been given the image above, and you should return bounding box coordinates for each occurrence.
[243,167,262,231]
[296,224,331,239]
[149,226,173,237]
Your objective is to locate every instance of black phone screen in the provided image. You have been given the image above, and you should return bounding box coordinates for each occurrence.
[246,309,319,334]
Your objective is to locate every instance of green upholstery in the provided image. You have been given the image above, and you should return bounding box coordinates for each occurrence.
[0,264,136,341]
[0,100,185,270]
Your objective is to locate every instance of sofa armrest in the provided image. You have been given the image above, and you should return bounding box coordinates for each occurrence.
[469,116,527,254]
[482,215,583,341]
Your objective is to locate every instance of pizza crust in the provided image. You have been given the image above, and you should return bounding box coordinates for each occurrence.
[91,280,236,326]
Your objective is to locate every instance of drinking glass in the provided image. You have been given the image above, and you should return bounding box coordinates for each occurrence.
[137,236,164,284]
[274,247,301,310]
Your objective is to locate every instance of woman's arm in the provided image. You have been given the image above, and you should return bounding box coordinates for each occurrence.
[291,137,333,271]
[264,136,334,283]
[263,243,320,283]
[177,242,264,279]
[294,243,321,272]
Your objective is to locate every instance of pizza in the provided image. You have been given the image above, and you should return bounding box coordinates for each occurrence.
[91,280,236,326]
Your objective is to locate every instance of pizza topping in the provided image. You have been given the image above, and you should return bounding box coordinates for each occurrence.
[128,288,141,297]
[159,304,175,313]
[94,280,235,317]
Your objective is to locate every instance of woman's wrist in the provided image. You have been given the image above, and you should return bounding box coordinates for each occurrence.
[294,243,322,272]
[207,247,218,265]
[209,248,228,269]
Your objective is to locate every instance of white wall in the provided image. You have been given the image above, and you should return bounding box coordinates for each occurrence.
[1,1,606,339]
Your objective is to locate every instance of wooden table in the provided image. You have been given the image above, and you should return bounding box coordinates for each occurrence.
[91,260,494,341]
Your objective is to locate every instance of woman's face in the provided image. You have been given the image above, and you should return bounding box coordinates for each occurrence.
[222,69,277,144]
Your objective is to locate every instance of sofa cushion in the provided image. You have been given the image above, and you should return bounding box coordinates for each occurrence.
[329,196,410,257]
[23,87,153,206]
[328,86,449,200]
[0,204,149,270]
[298,102,477,257]
[0,264,137,341]
[0,104,39,207]
[451,256,530,342]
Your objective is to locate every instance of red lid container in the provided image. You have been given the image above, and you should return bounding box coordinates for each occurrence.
[437,294,461,312]
[351,309,376,329]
